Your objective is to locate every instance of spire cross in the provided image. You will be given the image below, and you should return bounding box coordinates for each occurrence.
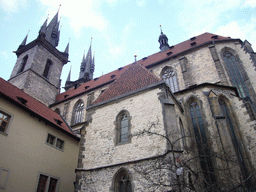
[58,4,61,13]
[160,24,163,34]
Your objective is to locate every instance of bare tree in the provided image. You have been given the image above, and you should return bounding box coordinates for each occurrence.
[132,121,256,192]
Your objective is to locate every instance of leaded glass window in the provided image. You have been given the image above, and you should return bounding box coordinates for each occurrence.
[73,102,84,125]
[222,51,249,98]
[116,111,131,145]
[161,67,179,93]
[219,99,250,181]
[189,102,216,185]
[120,114,129,143]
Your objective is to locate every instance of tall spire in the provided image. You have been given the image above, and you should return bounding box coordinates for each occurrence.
[90,52,95,80]
[158,25,169,52]
[41,6,61,47]
[39,17,48,36]
[79,39,94,81]
[64,38,70,54]
[17,31,30,50]
[66,66,71,82]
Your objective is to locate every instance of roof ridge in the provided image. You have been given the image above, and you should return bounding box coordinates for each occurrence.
[92,62,161,105]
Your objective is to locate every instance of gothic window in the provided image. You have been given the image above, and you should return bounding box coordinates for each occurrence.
[222,51,249,98]
[218,99,250,181]
[17,55,28,74]
[72,101,84,125]
[161,67,179,93]
[43,59,52,78]
[189,101,216,185]
[116,110,131,145]
[114,169,132,192]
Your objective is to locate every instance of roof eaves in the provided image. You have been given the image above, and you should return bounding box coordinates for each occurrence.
[0,92,79,141]
[50,79,116,107]
[87,80,166,111]
[145,38,241,69]
[174,82,239,97]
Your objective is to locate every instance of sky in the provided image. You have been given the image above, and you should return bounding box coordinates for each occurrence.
[1,0,256,93]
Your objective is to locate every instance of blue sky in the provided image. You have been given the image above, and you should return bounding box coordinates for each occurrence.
[1,0,256,92]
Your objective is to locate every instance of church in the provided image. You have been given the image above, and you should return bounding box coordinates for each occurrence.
[2,9,256,192]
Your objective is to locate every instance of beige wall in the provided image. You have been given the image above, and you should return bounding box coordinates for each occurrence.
[0,98,79,192]
[82,88,167,169]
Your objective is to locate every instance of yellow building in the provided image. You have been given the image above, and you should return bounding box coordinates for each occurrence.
[0,78,80,192]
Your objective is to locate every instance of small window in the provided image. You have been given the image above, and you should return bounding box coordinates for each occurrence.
[46,134,65,151]
[47,134,56,145]
[116,110,131,145]
[17,55,28,74]
[43,59,52,78]
[36,174,58,192]
[56,139,64,150]
[54,108,60,114]
[0,110,11,133]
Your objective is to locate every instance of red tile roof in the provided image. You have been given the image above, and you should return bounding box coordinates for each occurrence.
[55,32,233,103]
[0,78,79,140]
[93,63,161,105]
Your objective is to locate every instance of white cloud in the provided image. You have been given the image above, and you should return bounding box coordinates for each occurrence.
[177,0,256,39]
[39,0,119,35]
[0,51,8,58]
[215,17,256,50]
[243,0,256,8]
[0,0,27,12]
[136,0,146,7]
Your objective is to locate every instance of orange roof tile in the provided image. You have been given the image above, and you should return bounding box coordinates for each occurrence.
[93,63,161,105]
[0,78,79,140]
[55,32,233,103]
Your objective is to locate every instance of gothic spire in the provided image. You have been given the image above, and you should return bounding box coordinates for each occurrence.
[43,8,60,47]
[17,31,30,50]
[90,52,95,80]
[39,17,48,36]
[158,25,169,52]
[66,66,71,82]
[79,39,94,81]
[64,39,70,54]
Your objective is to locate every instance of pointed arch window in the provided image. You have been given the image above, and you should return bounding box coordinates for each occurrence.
[222,51,249,98]
[218,99,250,182]
[72,101,84,125]
[116,110,131,145]
[43,59,52,78]
[161,67,179,93]
[189,101,216,185]
[17,55,28,74]
[114,169,132,192]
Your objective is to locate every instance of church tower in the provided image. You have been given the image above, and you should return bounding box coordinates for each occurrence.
[8,10,69,106]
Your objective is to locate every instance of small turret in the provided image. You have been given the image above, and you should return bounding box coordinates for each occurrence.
[18,31,29,50]
[158,25,169,52]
